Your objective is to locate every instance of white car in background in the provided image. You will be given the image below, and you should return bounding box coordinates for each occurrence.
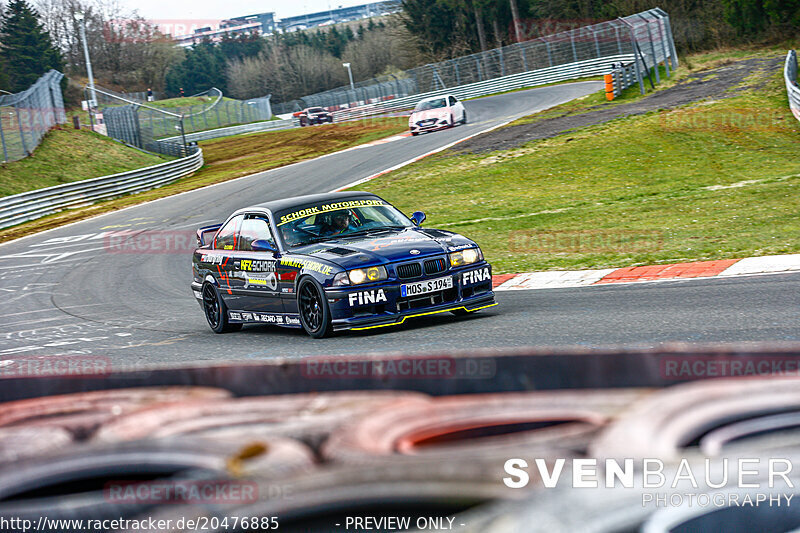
[409,95,467,136]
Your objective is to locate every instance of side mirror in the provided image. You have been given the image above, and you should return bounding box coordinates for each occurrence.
[410,211,426,226]
[251,239,278,253]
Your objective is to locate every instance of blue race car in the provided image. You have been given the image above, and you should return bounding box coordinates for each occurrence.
[191,192,496,338]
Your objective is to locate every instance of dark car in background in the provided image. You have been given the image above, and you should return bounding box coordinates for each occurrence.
[192,192,495,338]
[295,107,334,126]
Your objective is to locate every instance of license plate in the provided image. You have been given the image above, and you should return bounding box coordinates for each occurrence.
[401,276,453,297]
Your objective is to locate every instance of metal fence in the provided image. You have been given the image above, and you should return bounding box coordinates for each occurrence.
[273,8,677,115]
[0,70,66,163]
[0,147,203,229]
[96,87,273,156]
[786,50,800,123]
[161,118,297,143]
[333,54,635,122]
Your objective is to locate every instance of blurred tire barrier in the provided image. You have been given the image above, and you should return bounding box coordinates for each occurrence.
[322,390,648,464]
[590,377,800,460]
[207,459,536,533]
[0,386,231,441]
[94,391,427,451]
[0,147,203,230]
[8,344,800,402]
[0,439,279,532]
[0,427,72,463]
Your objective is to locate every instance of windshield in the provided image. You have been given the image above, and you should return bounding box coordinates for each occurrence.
[414,98,447,111]
[275,198,414,247]
[308,107,325,113]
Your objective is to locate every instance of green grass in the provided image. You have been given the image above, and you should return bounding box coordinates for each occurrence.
[358,50,800,274]
[0,117,408,241]
[0,127,168,197]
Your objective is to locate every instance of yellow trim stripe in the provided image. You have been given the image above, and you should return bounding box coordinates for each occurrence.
[350,302,498,331]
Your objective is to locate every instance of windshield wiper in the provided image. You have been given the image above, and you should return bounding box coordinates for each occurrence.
[344,226,406,237]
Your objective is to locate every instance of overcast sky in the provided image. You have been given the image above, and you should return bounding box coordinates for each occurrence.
[129,0,377,23]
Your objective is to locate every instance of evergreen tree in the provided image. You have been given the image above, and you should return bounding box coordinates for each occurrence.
[0,0,62,92]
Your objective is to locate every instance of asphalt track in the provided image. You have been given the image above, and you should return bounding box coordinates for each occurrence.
[1,80,798,367]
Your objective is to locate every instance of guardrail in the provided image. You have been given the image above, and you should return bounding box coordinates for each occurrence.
[786,50,800,123]
[161,118,297,143]
[333,54,635,122]
[605,62,638,100]
[0,148,204,230]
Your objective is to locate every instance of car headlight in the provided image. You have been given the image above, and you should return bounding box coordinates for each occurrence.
[449,247,482,267]
[332,272,350,286]
[348,266,387,285]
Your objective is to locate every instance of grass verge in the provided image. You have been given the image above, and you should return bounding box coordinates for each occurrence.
[0,117,407,242]
[358,48,800,274]
[0,127,168,197]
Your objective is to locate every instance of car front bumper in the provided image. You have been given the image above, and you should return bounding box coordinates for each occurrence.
[324,264,495,331]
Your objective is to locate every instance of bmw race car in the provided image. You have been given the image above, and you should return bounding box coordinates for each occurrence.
[192,192,496,338]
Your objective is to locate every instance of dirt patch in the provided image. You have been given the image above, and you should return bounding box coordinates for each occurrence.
[454,56,783,154]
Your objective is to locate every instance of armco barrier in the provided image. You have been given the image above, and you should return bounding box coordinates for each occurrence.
[333,54,635,122]
[161,118,296,144]
[786,50,800,123]
[0,147,203,229]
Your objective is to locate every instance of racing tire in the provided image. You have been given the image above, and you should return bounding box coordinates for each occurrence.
[0,387,231,441]
[411,131,419,136]
[461,111,467,124]
[202,282,242,334]
[297,278,332,338]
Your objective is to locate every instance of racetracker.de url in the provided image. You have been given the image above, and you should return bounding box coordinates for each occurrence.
[0,516,279,532]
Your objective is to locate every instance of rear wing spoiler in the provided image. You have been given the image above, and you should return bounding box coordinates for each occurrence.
[197,224,222,247]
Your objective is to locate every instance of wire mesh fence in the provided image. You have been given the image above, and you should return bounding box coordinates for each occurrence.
[0,70,66,163]
[95,86,273,157]
[272,8,677,115]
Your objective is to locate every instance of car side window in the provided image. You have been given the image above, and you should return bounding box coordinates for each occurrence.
[238,215,275,251]
[449,96,457,106]
[214,215,243,250]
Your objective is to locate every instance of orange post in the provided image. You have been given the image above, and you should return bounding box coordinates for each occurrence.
[604,73,615,101]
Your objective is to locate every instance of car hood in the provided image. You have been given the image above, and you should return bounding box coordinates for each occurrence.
[411,109,449,122]
[293,228,475,268]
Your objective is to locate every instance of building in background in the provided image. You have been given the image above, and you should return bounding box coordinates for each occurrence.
[173,13,276,47]
[277,1,400,32]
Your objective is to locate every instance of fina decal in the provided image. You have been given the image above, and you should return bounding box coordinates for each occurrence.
[462,267,491,285]
[201,254,224,265]
[241,312,254,321]
[448,244,474,252]
[243,271,278,290]
[349,288,388,307]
